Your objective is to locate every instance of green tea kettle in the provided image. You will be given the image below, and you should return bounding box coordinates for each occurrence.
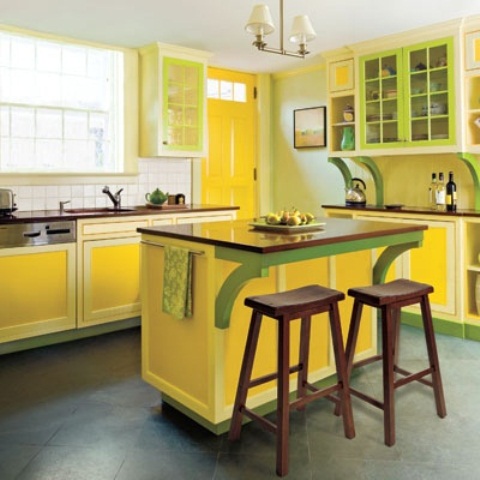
[145,188,168,205]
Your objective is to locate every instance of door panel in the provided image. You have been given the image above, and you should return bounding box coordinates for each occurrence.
[203,68,256,220]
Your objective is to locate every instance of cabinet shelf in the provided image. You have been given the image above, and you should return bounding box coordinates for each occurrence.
[332,121,355,127]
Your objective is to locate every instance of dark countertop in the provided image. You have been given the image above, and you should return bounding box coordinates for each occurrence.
[0,204,239,224]
[138,217,427,254]
[322,204,480,217]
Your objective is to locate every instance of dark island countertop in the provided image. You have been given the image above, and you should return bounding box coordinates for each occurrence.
[138,217,427,254]
[322,204,480,217]
[0,204,239,224]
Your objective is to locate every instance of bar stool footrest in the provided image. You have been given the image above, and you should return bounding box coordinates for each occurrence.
[249,364,302,389]
[349,387,384,410]
[394,366,434,389]
[242,407,277,435]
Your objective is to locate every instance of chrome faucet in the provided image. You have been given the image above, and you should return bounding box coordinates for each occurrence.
[102,186,123,209]
[59,200,71,213]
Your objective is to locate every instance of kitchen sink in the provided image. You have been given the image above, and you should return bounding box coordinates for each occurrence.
[64,207,137,214]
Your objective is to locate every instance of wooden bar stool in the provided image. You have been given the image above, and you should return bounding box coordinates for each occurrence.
[228,284,355,477]
[343,278,446,447]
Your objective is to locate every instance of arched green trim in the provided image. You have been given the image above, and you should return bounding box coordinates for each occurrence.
[457,152,480,210]
[328,157,353,186]
[354,156,384,206]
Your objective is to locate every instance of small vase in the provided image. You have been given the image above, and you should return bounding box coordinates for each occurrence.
[341,126,355,151]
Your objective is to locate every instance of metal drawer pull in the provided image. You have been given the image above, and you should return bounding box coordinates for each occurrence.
[140,240,204,256]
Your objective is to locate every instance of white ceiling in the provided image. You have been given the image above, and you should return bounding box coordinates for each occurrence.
[3,0,480,73]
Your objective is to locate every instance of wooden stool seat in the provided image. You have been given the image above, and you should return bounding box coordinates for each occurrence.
[229,284,355,477]
[344,278,446,447]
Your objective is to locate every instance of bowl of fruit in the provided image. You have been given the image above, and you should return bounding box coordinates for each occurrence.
[250,207,325,233]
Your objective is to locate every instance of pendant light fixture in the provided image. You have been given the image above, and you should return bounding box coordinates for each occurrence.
[245,0,316,58]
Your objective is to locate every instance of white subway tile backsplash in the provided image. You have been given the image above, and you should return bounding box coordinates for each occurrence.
[12,158,192,211]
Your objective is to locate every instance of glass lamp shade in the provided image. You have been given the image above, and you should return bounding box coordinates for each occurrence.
[245,5,275,36]
[289,15,316,44]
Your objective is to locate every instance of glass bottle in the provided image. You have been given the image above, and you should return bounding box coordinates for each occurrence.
[436,172,446,211]
[446,171,457,212]
[428,173,437,210]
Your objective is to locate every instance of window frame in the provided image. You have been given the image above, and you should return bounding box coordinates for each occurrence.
[0,25,138,185]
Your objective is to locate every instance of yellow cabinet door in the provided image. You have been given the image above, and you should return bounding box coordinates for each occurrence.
[404,219,456,315]
[356,214,456,315]
[80,237,141,327]
[0,244,76,343]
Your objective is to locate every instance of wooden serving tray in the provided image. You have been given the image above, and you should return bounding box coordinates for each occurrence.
[145,203,188,210]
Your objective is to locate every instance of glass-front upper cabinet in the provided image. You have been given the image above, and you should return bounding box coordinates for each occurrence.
[139,43,210,157]
[360,49,403,148]
[163,57,203,152]
[404,39,454,146]
[359,37,455,150]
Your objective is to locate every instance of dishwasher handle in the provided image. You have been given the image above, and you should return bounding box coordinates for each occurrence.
[23,231,41,238]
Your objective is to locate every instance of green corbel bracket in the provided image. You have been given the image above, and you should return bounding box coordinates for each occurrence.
[373,241,422,285]
[214,251,270,329]
[457,152,480,211]
[353,156,384,206]
[328,157,353,186]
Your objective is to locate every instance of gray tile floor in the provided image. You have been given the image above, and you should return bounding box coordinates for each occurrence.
[0,325,479,479]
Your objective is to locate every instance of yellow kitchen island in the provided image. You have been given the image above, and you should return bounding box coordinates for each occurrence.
[138,218,426,434]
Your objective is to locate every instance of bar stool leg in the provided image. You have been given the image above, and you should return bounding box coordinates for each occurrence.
[277,317,290,476]
[382,306,396,446]
[392,308,402,366]
[420,295,447,418]
[296,316,311,407]
[229,311,263,441]
[329,302,355,439]
[335,299,363,417]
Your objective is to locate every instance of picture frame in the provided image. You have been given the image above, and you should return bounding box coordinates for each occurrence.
[329,59,354,92]
[465,30,480,70]
[293,106,327,149]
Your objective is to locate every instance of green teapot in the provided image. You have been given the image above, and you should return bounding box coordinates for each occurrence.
[145,188,168,205]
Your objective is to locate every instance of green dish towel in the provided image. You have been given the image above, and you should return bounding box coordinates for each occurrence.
[162,245,193,319]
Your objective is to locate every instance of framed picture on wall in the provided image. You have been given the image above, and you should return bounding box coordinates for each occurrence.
[293,106,327,148]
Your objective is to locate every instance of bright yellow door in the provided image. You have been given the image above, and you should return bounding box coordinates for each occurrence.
[202,68,257,220]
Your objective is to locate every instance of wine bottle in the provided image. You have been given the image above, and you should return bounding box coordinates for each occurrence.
[436,172,446,211]
[446,171,457,212]
[428,173,437,209]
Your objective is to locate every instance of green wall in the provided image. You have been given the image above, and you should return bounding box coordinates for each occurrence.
[270,66,475,212]
[270,66,345,217]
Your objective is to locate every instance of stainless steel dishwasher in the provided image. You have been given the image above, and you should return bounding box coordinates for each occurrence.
[0,220,76,248]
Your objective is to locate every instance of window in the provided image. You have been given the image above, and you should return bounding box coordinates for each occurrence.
[0,30,124,173]
[207,79,247,102]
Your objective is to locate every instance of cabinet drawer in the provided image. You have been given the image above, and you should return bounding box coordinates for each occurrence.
[176,214,234,224]
[80,219,149,236]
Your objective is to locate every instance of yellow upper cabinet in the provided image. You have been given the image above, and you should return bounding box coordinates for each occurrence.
[325,51,356,153]
[359,38,455,150]
[463,17,480,153]
[139,42,211,157]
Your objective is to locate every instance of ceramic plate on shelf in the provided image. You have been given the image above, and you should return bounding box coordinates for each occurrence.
[249,221,326,234]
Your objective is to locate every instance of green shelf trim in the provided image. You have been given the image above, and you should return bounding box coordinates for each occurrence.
[328,157,353,187]
[353,156,384,206]
[457,152,480,211]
